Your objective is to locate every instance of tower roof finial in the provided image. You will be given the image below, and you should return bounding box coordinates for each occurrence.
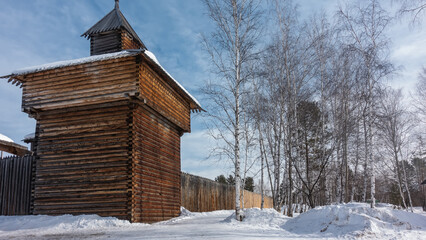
[82,0,147,52]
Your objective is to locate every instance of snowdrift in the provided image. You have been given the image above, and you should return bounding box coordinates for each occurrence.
[0,204,424,239]
[0,214,145,238]
[282,202,426,238]
[224,207,288,229]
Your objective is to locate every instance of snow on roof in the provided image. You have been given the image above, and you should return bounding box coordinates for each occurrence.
[144,50,160,65]
[23,133,35,141]
[0,133,14,143]
[12,50,143,76]
[144,50,201,109]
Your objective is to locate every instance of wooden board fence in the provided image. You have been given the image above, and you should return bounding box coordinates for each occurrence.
[0,156,34,215]
[241,189,273,209]
[1,166,272,216]
[181,173,273,212]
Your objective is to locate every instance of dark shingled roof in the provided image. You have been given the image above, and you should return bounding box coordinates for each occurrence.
[81,1,146,50]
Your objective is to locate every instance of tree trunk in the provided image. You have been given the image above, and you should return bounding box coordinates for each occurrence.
[344,100,349,203]
[351,120,361,202]
[288,154,293,217]
[400,154,413,212]
[368,105,375,208]
[258,125,265,210]
[362,116,368,203]
[235,108,242,220]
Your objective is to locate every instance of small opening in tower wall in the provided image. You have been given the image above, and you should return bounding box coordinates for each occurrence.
[125,32,133,40]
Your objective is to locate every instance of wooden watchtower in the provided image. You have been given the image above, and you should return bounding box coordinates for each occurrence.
[1,0,201,223]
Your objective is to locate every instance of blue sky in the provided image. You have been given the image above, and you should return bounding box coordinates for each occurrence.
[0,0,424,180]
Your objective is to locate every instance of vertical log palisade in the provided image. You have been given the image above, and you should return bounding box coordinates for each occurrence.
[1,1,201,223]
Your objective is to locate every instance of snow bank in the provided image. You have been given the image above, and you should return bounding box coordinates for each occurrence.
[0,133,13,142]
[224,208,288,229]
[179,206,194,217]
[0,214,145,238]
[282,202,426,238]
[1,205,424,239]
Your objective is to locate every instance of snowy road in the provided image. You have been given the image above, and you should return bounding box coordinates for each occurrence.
[0,204,425,240]
[106,211,288,240]
[1,210,292,240]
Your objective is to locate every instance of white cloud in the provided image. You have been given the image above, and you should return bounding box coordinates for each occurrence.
[392,34,426,62]
[393,41,426,60]
[388,22,426,93]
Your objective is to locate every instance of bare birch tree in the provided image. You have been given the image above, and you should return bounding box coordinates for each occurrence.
[272,0,314,216]
[376,88,414,211]
[255,42,287,211]
[413,67,426,125]
[338,0,394,208]
[202,0,263,221]
[396,0,426,25]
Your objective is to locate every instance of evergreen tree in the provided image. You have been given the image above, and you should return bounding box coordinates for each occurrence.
[215,175,228,185]
[227,175,235,185]
[244,177,254,192]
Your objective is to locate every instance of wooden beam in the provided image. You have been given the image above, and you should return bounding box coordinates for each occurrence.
[0,140,31,156]
[0,74,12,79]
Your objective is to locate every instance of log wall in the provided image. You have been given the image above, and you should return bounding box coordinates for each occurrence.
[90,30,142,56]
[121,31,142,50]
[139,63,191,132]
[90,32,122,56]
[0,156,34,215]
[16,52,194,223]
[33,101,132,219]
[21,56,139,112]
[181,173,273,212]
[131,103,181,223]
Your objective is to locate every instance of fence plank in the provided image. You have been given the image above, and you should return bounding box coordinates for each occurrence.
[0,156,34,215]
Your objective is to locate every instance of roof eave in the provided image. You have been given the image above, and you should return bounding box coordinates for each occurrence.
[0,139,31,156]
[81,8,117,38]
[7,50,143,80]
[1,75,24,87]
[0,74,11,79]
[140,52,203,112]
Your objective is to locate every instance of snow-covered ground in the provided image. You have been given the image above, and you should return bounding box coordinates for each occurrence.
[0,203,424,240]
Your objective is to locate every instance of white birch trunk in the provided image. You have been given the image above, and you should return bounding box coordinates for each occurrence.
[368,106,375,208]
[401,154,414,212]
